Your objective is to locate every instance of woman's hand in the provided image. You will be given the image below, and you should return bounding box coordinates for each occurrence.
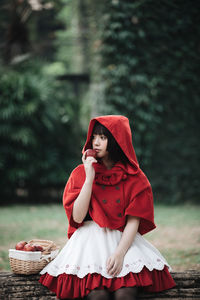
[106,252,124,277]
[106,216,140,276]
[72,152,97,223]
[82,152,97,183]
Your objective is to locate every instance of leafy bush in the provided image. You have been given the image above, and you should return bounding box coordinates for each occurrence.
[0,62,82,202]
[98,0,200,203]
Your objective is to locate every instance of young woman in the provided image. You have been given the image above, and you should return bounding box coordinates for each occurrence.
[39,115,176,299]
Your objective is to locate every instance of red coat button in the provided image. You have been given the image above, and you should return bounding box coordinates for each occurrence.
[123,174,127,180]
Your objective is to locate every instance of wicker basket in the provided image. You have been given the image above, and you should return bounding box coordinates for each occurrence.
[9,239,59,275]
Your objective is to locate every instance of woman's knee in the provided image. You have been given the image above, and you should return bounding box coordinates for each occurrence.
[87,289,110,300]
[114,287,138,300]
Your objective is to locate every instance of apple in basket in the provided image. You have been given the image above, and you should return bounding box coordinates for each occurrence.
[15,241,27,250]
[24,243,37,251]
[34,245,44,251]
[15,241,44,252]
[85,149,97,159]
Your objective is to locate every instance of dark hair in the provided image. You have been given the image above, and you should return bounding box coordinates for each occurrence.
[91,122,129,165]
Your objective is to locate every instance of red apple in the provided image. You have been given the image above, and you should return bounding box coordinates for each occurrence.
[31,245,38,251]
[24,243,36,251]
[85,149,97,159]
[15,241,27,250]
[34,245,44,252]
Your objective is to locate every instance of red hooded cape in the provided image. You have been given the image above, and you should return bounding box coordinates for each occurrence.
[63,115,156,238]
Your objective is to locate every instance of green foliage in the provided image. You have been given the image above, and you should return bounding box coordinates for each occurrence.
[99,0,200,203]
[0,61,82,201]
[0,0,93,202]
[0,0,64,63]
[0,0,199,204]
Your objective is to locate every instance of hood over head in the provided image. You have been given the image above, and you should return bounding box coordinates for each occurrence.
[83,115,139,172]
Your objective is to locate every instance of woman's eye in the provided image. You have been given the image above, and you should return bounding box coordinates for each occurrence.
[92,134,107,140]
[101,135,107,140]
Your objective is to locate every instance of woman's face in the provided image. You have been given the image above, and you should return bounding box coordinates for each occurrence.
[92,134,109,159]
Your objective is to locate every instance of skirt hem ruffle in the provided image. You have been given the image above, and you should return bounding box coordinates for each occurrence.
[39,265,176,299]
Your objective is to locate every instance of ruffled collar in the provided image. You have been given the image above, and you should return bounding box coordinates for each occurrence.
[93,162,136,185]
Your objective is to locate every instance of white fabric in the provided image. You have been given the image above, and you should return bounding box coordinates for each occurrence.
[40,221,171,279]
[9,249,59,262]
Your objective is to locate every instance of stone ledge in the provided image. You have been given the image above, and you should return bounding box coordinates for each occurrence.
[0,270,200,299]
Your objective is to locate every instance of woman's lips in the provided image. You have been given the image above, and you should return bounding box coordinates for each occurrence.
[94,149,100,153]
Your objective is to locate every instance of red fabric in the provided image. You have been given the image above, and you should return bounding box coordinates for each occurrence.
[83,115,139,169]
[63,115,156,239]
[39,266,176,299]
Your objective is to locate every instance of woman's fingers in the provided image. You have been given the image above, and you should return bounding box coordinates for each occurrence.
[107,259,118,276]
[82,154,97,182]
[112,263,122,276]
[107,257,115,274]
[106,257,113,271]
[108,263,120,276]
[82,153,97,164]
[107,255,123,277]
[113,265,122,277]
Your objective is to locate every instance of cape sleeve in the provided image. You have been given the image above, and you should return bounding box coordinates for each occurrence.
[125,173,156,235]
[62,165,85,238]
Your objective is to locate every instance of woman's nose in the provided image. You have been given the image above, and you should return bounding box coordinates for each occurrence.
[94,137,100,145]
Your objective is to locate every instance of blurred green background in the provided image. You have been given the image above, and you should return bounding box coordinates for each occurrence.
[0,0,199,204]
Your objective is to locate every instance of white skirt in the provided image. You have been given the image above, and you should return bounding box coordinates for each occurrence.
[40,221,171,279]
